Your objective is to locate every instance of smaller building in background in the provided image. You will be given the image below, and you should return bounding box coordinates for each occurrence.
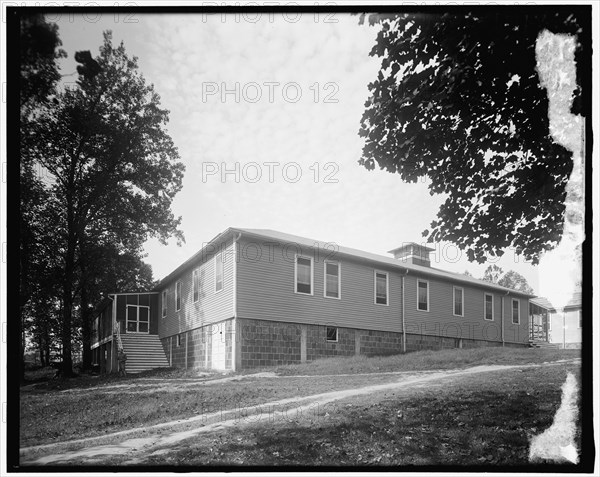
[529,292,582,349]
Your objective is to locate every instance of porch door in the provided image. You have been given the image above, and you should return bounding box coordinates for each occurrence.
[126,305,150,333]
[211,326,226,370]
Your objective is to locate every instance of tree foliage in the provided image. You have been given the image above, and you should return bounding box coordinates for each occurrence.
[358,10,587,264]
[481,265,534,294]
[19,13,66,115]
[498,270,534,295]
[482,264,503,284]
[21,28,185,375]
[19,14,68,379]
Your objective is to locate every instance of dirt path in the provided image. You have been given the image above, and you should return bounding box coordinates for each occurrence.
[20,358,579,465]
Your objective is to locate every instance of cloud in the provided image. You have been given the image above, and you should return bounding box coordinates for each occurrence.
[53,13,540,292]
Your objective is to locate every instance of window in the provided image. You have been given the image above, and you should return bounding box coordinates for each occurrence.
[453,287,464,316]
[324,261,340,299]
[326,326,338,342]
[176,281,182,311]
[512,299,520,324]
[578,310,582,328]
[126,305,150,333]
[375,271,388,305]
[417,280,429,311]
[177,334,182,347]
[215,253,223,292]
[162,290,167,318]
[484,293,494,321]
[295,255,313,295]
[193,269,199,302]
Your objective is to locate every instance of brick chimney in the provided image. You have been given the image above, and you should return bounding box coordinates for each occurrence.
[388,242,435,267]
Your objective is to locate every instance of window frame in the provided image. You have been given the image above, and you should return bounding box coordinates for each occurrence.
[417,279,429,312]
[161,290,167,318]
[126,304,150,333]
[324,260,341,300]
[374,270,389,306]
[294,254,314,296]
[326,326,338,342]
[453,286,464,317]
[511,298,520,324]
[215,253,224,293]
[484,293,494,321]
[176,281,182,312]
[192,269,199,302]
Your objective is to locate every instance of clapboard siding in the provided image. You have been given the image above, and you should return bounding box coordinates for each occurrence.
[158,239,235,338]
[237,236,529,344]
[404,275,530,344]
[236,238,403,332]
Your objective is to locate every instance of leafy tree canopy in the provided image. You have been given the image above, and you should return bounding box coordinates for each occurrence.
[27,31,185,249]
[20,13,66,114]
[482,264,503,284]
[497,270,534,295]
[22,30,185,374]
[358,10,587,264]
[481,265,534,295]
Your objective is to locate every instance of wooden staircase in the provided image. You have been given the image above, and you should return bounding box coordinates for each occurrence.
[120,333,170,374]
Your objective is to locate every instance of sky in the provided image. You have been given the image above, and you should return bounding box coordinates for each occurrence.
[51,10,547,293]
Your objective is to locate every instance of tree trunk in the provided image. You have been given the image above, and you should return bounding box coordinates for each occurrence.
[44,336,51,367]
[38,336,45,367]
[61,159,79,378]
[80,285,92,371]
[61,231,76,377]
[19,307,26,382]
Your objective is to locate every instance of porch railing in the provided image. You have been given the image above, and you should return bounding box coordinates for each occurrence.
[530,322,548,341]
[115,321,124,352]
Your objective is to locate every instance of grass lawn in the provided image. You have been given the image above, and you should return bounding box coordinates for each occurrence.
[20,347,582,464]
[268,346,581,375]
[128,363,582,467]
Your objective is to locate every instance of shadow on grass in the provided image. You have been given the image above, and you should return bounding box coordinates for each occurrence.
[142,364,582,468]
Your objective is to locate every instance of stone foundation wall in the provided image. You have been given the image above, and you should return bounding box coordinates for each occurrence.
[306,325,356,361]
[162,317,529,371]
[238,318,302,368]
[359,329,404,356]
[161,319,234,370]
[238,318,528,369]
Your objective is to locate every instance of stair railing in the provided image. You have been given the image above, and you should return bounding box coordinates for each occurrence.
[115,321,124,352]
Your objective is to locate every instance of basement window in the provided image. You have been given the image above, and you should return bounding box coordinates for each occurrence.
[326,326,338,342]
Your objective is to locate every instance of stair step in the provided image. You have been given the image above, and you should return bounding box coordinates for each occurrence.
[119,334,169,373]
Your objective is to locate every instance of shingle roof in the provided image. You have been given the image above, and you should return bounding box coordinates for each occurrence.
[530,292,582,312]
[155,227,533,297]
